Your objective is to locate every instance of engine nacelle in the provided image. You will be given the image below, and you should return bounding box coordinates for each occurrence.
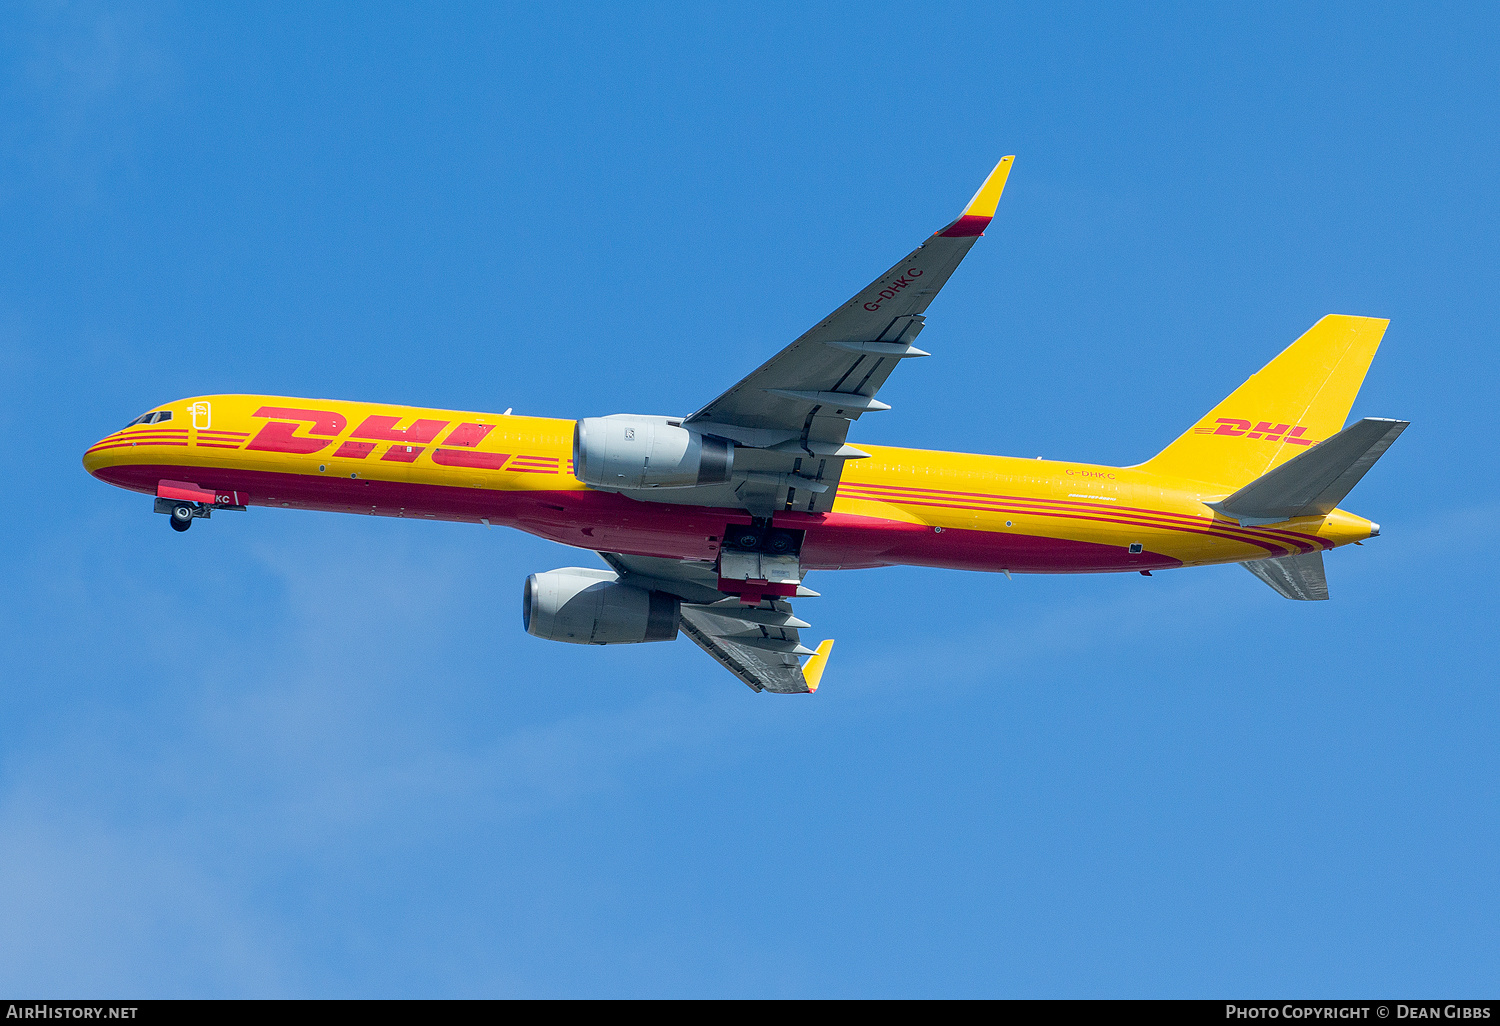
[523,568,680,645]
[573,414,733,490]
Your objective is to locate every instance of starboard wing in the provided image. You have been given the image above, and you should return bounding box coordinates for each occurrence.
[681,156,1014,515]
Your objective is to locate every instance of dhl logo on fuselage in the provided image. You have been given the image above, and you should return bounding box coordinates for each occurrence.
[239,407,557,473]
[1193,418,1316,444]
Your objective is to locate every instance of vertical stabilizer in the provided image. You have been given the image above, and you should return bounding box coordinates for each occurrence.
[1140,315,1389,489]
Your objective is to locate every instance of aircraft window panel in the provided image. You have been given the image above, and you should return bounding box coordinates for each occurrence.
[154,411,172,423]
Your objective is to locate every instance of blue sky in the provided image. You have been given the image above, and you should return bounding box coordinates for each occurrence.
[2,2,1497,997]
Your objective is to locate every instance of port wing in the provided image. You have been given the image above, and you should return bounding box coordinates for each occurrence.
[679,603,832,694]
[599,552,834,693]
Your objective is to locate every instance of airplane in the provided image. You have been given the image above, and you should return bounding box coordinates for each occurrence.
[83,156,1407,694]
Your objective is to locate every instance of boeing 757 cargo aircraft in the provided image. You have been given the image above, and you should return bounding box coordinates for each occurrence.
[83,157,1406,694]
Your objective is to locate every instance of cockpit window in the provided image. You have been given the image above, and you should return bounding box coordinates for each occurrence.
[123,410,172,428]
[152,411,172,423]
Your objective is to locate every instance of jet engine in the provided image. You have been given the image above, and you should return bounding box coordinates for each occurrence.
[523,567,681,645]
[573,414,733,489]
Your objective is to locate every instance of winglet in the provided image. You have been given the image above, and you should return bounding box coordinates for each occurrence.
[802,639,835,693]
[937,156,1015,237]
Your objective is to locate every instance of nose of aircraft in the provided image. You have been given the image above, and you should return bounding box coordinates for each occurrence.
[82,407,181,481]
[82,430,118,477]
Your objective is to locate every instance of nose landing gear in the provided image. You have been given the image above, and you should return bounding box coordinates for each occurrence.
[154,495,245,533]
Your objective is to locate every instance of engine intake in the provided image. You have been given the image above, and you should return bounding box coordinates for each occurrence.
[523,567,680,645]
[573,415,733,490]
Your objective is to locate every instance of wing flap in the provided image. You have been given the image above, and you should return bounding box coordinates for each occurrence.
[679,602,817,693]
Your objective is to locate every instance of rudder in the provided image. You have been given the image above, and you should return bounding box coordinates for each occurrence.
[1139,315,1389,489]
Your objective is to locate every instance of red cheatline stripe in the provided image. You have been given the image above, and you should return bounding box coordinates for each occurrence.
[859,495,1313,556]
[840,489,1297,556]
[849,480,1241,530]
[848,480,1158,508]
[88,440,190,453]
[839,485,1311,556]
[102,431,189,442]
[841,483,1201,526]
[840,485,1315,554]
[196,443,242,449]
[842,482,1329,552]
[510,468,556,474]
[90,439,189,450]
[840,489,1272,546]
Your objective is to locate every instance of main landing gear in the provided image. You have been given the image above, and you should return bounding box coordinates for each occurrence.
[723,522,804,556]
[169,504,195,532]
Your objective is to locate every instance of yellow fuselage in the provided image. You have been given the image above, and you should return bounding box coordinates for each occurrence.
[83,394,1375,574]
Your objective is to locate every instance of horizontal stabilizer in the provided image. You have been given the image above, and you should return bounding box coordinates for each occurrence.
[1208,417,1408,526]
[1242,551,1329,601]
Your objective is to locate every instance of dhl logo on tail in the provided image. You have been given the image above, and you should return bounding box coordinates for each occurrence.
[1194,419,1316,444]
